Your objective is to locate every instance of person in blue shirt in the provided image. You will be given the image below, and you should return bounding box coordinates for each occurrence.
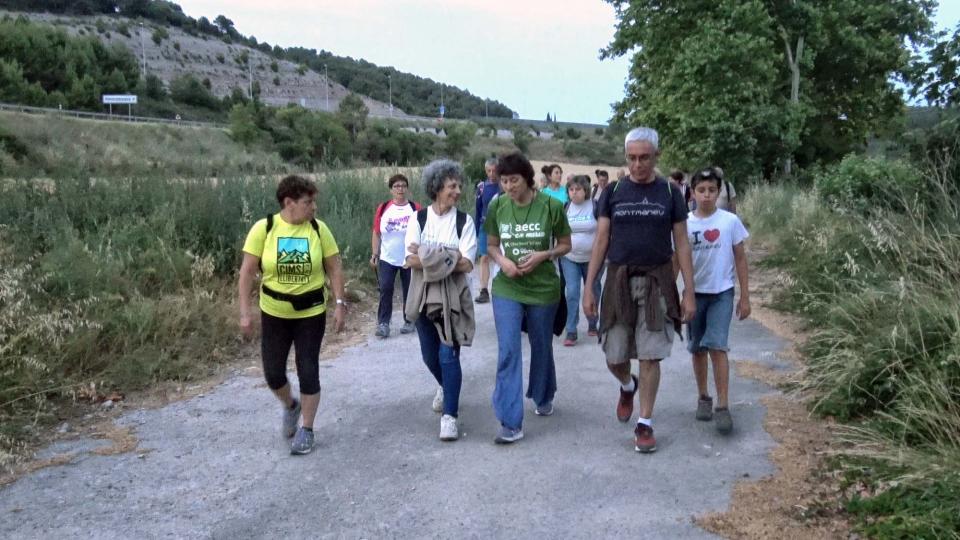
[474,157,501,303]
[541,164,568,204]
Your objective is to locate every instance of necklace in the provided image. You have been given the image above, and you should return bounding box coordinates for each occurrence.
[509,190,537,225]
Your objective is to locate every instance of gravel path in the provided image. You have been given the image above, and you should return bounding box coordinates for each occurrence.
[0,283,787,539]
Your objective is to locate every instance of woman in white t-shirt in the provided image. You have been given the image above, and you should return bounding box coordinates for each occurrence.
[403,160,477,442]
[560,175,601,346]
[370,174,420,338]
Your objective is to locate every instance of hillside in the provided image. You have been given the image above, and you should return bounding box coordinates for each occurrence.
[0,0,516,120]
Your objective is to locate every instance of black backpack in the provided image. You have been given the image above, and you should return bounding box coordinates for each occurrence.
[259,213,323,272]
[416,208,468,240]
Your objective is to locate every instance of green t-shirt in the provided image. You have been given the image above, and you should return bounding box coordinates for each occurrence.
[242,214,340,319]
[484,192,571,305]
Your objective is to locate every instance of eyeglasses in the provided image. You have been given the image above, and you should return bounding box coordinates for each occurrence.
[392,184,408,189]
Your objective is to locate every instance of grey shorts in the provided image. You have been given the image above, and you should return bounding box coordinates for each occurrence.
[602,276,675,363]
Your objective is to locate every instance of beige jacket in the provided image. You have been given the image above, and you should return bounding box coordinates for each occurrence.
[405,244,475,347]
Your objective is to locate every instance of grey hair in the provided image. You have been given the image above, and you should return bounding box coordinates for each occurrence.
[422,159,464,200]
[624,127,659,151]
[566,174,592,195]
[484,157,498,168]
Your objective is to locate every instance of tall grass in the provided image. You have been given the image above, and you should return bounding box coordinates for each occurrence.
[0,170,432,468]
[742,159,960,538]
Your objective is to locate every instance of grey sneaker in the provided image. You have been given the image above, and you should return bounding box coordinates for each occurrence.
[439,414,459,441]
[431,387,444,413]
[494,425,524,444]
[283,399,301,438]
[290,427,315,455]
[535,401,554,416]
[400,321,415,334]
[715,407,733,434]
[475,288,490,304]
[696,395,713,421]
[375,323,390,338]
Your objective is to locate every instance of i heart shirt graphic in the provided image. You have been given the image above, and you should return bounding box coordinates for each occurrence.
[704,229,720,243]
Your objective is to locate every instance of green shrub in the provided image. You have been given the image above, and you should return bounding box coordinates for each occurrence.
[814,155,924,213]
[151,27,168,45]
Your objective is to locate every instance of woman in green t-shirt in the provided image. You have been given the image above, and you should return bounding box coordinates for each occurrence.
[484,152,572,444]
[238,175,347,456]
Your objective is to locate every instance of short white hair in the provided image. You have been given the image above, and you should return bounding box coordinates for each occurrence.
[624,127,659,151]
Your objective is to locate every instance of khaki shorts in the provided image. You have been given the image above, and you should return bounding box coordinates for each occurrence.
[602,276,675,363]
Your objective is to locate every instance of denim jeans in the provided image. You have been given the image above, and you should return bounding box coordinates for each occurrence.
[377,260,411,326]
[415,315,462,417]
[491,295,558,429]
[559,258,601,335]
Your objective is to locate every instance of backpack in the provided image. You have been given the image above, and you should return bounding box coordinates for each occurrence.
[416,208,467,240]
[375,200,417,227]
[260,213,323,272]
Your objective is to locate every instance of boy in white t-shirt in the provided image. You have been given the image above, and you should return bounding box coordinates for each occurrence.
[685,167,750,435]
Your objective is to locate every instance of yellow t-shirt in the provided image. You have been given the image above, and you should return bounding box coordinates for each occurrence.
[242,214,340,319]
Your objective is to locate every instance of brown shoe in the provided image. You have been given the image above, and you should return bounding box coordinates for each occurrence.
[616,375,639,422]
[634,423,657,453]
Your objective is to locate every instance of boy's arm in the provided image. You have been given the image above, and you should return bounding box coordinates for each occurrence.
[733,242,751,320]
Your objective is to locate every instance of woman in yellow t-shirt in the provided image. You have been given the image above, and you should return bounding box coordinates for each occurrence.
[238,175,346,456]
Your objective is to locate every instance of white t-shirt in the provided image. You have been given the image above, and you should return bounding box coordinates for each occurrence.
[565,200,597,263]
[374,200,420,267]
[717,181,737,211]
[686,209,749,294]
[404,205,478,265]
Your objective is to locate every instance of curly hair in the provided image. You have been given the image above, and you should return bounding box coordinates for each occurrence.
[421,159,464,200]
[276,175,318,206]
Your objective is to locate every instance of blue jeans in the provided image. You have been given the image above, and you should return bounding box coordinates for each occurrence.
[559,258,602,335]
[686,288,735,353]
[491,295,558,429]
[415,315,462,417]
[377,260,411,326]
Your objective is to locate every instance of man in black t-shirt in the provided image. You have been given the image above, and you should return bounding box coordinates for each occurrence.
[583,126,696,454]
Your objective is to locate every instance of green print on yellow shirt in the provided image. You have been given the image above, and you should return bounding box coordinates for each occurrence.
[276,237,312,284]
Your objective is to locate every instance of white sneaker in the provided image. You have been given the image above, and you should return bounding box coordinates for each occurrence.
[432,387,444,413]
[439,414,459,441]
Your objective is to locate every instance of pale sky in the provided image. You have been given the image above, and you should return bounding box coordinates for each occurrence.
[174,1,959,124]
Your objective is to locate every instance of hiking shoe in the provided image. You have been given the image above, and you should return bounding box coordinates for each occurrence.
[588,320,599,337]
[617,375,639,422]
[432,387,444,413]
[400,321,415,334]
[282,399,301,438]
[634,424,657,453]
[715,407,733,435]
[535,401,554,416]
[563,333,577,346]
[290,427,315,455]
[375,323,390,338]
[440,414,459,441]
[696,395,714,421]
[494,425,524,444]
[475,288,490,304]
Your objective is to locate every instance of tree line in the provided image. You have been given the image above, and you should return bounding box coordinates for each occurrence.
[0,0,515,119]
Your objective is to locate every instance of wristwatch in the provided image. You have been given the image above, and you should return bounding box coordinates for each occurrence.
[335,299,348,307]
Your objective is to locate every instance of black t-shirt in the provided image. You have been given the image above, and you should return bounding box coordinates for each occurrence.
[598,176,688,266]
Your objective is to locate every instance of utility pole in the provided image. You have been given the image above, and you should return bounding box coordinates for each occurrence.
[324,64,329,111]
[248,56,253,100]
[388,74,393,117]
[440,86,444,118]
[485,99,488,118]
[139,22,146,78]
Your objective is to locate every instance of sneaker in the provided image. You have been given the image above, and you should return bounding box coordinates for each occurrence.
[563,332,577,346]
[282,399,301,438]
[587,320,599,337]
[494,425,524,444]
[715,407,733,435]
[475,288,490,304]
[375,323,390,338]
[440,414,459,441]
[617,375,639,422]
[696,395,714,421]
[535,401,554,416]
[290,427,315,455]
[400,321,415,334]
[634,423,657,453]
[431,387,444,413]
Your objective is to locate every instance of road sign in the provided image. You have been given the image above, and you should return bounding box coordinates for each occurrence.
[439,104,445,117]
[102,94,138,105]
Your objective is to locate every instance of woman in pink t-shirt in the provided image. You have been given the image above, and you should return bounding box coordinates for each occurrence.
[370,174,420,338]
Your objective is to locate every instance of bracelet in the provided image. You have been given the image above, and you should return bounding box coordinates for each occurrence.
[335,298,348,307]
